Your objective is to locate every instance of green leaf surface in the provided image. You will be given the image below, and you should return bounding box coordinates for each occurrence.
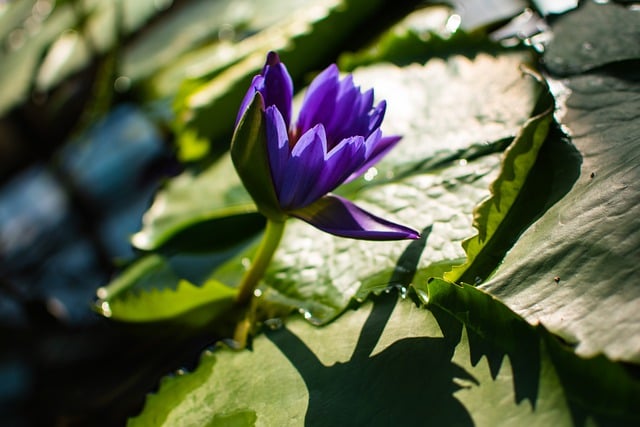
[421,278,640,424]
[130,290,639,426]
[259,152,501,324]
[338,5,503,71]
[0,0,172,114]
[472,4,640,363]
[543,1,640,76]
[480,68,640,363]
[96,253,240,325]
[349,52,539,178]
[131,153,263,253]
[126,0,314,97]
[444,73,555,284]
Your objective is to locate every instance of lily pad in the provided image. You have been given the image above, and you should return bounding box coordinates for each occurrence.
[480,68,640,363]
[130,290,640,426]
[96,253,240,325]
[543,1,640,76]
[422,279,640,424]
[350,52,540,177]
[444,73,556,284]
[258,152,501,324]
[130,153,263,253]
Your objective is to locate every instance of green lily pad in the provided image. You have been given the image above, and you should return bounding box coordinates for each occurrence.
[350,52,540,178]
[479,68,640,363]
[131,153,263,253]
[338,5,505,71]
[96,253,240,326]
[121,0,312,92]
[258,152,501,324]
[421,278,640,424]
[543,1,640,76]
[130,290,640,426]
[444,72,555,284]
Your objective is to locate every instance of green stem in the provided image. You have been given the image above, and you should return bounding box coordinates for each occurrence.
[235,219,285,306]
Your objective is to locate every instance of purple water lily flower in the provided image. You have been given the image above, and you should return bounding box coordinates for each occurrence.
[233,52,418,241]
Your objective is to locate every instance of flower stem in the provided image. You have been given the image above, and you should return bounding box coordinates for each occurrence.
[235,219,285,306]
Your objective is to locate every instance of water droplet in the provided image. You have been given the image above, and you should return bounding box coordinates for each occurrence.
[218,24,235,42]
[364,167,378,182]
[303,310,313,320]
[582,41,594,52]
[397,285,408,299]
[241,257,251,270]
[458,159,467,166]
[7,28,26,50]
[445,14,462,34]
[414,288,429,304]
[100,301,112,317]
[222,338,243,350]
[264,318,283,330]
[96,287,108,299]
[253,288,263,298]
[114,76,131,93]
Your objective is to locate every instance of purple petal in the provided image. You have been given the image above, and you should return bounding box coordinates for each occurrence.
[262,52,294,127]
[236,75,264,126]
[345,133,402,183]
[296,136,367,207]
[367,100,386,134]
[296,64,340,135]
[291,194,420,240]
[265,106,290,191]
[277,124,327,209]
[235,52,293,128]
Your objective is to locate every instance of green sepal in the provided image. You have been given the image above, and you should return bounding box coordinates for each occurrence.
[230,93,286,222]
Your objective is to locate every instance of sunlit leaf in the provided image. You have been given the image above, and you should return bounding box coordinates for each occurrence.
[421,278,640,424]
[477,4,640,363]
[130,291,640,426]
[444,71,555,284]
[96,254,238,326]
[131,153,263,253]
[480,68,640,363]
[543,1,640,76]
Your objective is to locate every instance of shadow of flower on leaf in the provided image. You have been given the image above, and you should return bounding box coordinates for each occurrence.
[267,227,479,426]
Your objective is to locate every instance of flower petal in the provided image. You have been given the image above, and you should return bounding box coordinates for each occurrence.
[277,124,328,209]
[345,133,402,183]
[291,194,420,240]
[297,136,367,207]
[262,52,294,127]
[236,75,265,126]
[296,64,340,136]
[367,100,386,134]
[265,106,290,191]
[235,52,293,127]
